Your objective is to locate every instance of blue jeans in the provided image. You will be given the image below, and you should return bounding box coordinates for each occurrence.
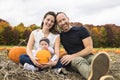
[19,54,35,66]
[19,54,62,68]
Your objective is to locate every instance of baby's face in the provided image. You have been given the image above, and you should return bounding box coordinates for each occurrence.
[40,41,49,49]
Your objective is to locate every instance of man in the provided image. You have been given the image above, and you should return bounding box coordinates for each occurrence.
[56,12,114,80]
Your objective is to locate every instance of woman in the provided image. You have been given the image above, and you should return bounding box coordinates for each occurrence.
[20,11,60,70]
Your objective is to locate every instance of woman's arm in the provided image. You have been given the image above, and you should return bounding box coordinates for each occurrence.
[26,32,34,58]
[48,36,60,66]
[54,35,60,59]
[41,36,60,68]
[26,32,43,67]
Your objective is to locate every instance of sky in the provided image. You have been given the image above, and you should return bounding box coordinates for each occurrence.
[0,0,120,26]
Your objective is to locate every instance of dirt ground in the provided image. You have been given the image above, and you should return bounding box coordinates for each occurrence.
[0,49,120,80]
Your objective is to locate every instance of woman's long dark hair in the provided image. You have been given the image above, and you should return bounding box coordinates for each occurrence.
[40,11,60,34]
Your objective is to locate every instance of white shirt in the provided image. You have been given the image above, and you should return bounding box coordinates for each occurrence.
[31,29,59,56]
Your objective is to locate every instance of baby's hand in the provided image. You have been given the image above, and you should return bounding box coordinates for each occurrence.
[41,46,48,50]
[44,46,48,50]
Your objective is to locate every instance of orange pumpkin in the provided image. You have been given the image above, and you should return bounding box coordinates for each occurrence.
[8,46,26,63]
[60,48,67,58]
[7,48,12,51]
[0,47,2,50]
[36,50,51,64]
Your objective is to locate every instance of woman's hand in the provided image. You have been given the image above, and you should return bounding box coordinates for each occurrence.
[30,57,43,68]
[40,60,58,69]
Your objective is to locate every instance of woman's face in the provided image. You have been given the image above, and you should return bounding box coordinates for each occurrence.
[43,15,55,30]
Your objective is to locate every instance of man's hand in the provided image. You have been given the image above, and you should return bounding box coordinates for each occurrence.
[60,54,76,65]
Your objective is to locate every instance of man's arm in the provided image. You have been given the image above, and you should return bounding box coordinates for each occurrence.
[61,36,93,65]
[72,36,93,57]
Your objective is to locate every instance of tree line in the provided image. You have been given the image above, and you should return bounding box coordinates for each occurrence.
[0,19,120,48]
[0,19,38,46]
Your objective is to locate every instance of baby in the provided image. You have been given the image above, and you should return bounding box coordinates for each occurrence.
[24,37,57,71]
[37,37,54,55]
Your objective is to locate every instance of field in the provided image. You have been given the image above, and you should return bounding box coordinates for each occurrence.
[0,47,120,80]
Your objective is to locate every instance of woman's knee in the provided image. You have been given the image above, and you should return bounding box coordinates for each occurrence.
[20,54,27,60]
[19,54,28,65]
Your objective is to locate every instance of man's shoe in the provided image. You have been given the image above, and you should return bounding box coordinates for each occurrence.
[88,52,110,80]
[99,75,114,80]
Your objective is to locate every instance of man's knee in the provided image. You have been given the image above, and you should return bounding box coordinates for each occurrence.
[71,57,89,66]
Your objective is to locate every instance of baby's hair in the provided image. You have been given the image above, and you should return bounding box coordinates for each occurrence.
[39,37,50,45]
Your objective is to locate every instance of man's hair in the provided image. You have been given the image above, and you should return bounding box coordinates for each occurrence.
[56,12,68,17]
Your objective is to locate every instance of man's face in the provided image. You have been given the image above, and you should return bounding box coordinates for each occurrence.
[56,13,69,32]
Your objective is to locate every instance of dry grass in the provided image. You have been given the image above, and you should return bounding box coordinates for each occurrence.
[0,49,120,80]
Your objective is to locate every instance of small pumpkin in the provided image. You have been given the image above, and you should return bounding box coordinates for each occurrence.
[60,48,67,58]
[36,49,51,64]
[8,46,26,63]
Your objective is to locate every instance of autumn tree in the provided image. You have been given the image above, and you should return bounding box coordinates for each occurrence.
[91,26,101,47]
[104,24,115,47]
[14,23,26,39]
[2,26,12,45]
[0,19,11,45]
[99,26,107,47]
[22,29,32,45]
